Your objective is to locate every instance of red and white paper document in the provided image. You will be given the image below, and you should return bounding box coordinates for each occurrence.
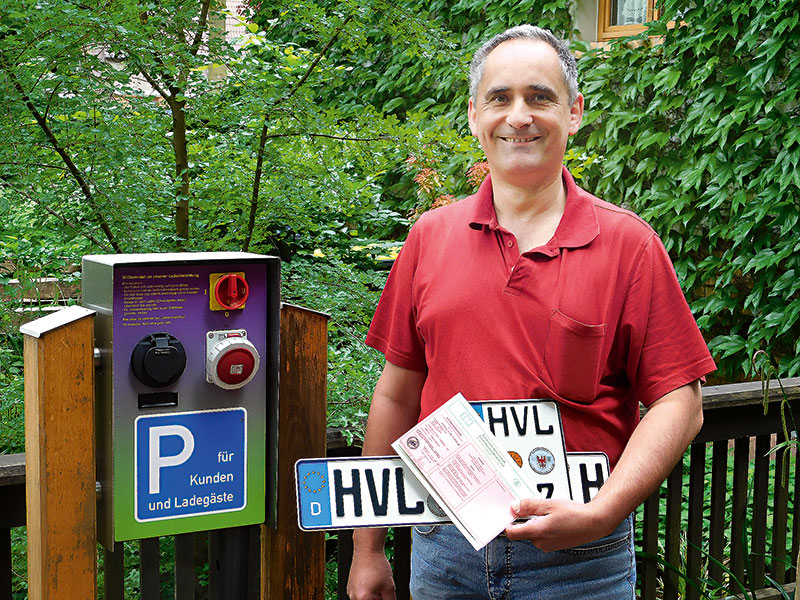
[392,393,541,550]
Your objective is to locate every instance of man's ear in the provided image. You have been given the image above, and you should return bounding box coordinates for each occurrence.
[568,93,584,136]
[468,97,478,137]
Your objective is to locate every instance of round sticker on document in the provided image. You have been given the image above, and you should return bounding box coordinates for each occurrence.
[529,448,556,475]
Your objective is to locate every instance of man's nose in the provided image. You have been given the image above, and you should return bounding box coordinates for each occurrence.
[506,98,533,129]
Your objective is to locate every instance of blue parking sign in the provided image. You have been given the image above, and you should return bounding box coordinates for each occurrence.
[134,408,247,522]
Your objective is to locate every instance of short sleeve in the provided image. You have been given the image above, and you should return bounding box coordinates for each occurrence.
[365,223,428,372]
[622,234,716,406]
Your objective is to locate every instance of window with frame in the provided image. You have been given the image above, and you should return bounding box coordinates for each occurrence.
[597,0,660,40]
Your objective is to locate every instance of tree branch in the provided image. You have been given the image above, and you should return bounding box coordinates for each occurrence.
[0,53,122,252]
[262,132,395,142]
[189,0,213,57]
[275,14,354,110]
[0,162,67,170]
[134,62,175,105]
[244,13,355,251]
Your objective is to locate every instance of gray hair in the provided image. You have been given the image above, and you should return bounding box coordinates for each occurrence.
[469,25,579,105]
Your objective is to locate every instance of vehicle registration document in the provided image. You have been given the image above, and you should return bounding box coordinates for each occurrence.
[392,393,542,550]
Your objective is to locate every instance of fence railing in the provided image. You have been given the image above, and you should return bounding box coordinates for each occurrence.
[1,376,799,599]
[330,378,800,600]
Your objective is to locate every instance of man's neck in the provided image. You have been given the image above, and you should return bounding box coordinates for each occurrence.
[491,170,567,253]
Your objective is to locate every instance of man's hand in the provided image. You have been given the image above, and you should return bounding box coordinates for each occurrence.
[346,548,396,600]
[505,381,703,552]
[504,498,614,552]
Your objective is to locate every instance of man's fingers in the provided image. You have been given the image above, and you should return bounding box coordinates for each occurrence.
[511,498,549,517]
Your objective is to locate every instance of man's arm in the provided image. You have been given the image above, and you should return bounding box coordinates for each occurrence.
[346,361,426,600]
[505,379,703,551]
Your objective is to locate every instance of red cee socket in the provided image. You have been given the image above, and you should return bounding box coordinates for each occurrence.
[214,273,249,310]
[216,347,256,386]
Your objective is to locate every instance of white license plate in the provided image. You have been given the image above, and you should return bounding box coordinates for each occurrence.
[297,400,609,530]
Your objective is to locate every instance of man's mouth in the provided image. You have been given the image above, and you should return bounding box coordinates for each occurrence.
[500,136,540,143]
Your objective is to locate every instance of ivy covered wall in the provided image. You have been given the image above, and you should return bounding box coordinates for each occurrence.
[572,0,800,381]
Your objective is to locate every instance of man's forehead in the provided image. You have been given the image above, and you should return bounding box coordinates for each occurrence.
[484,38,559,64]
[477,39,566,95]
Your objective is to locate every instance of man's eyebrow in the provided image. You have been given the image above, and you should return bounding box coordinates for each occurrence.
[484,86,511,98]
[483,84,559,99]
[527,84,558,98]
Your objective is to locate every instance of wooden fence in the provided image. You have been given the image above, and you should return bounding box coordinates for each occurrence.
[329,379,800,600]
[0,298,798,598]
[1,302,330,600]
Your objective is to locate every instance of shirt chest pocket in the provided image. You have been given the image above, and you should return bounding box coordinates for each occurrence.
[540,309,607,404]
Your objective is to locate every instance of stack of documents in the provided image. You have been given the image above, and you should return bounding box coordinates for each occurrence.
[392,393,542,550]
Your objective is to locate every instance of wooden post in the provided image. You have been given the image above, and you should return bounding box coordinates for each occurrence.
[796,539,800,600]
[261,304,328,599]
[21,306,97,599]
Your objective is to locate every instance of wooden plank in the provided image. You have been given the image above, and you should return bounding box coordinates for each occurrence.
[175,533,195,600]
[393,527,411,600]
[792,449,799,584]
[140,537,160,599]
[696,398,800,444]
[731,438,750,584]
[0,528,10,600]
[702,379,800,410]
[0,454,25,487]
[771,445,789,585]
[103,543,124,600]
[210,528,251,600]
[0,455,26,530]
[709,440,728,586]
[664,462,683,599]
[641,489,661,600]
[22,308,97,600]
[750,435,770,588]
[686,443,706,600]
[261,305,328,599]
[247,526,261,600]
[0,484,25,530]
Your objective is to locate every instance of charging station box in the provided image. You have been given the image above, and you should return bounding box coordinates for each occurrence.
[83,252,280,547]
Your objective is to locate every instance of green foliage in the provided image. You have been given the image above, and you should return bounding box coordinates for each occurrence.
[9,528,27,599]
[250,0,575,212]
[281,254,389,442]
[252,0,574,124]
[572,0,800,381]
[2,0,800,593]
[1,0,586,448]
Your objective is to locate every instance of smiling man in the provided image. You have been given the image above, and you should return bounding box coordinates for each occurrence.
[346,25,716,600]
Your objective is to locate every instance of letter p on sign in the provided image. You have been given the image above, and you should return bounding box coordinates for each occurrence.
[149,425,195,494]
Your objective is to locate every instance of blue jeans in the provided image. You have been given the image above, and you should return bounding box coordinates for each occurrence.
[409,516,636,600]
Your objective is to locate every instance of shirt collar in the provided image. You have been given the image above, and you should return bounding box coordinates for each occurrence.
[468,166,600,252]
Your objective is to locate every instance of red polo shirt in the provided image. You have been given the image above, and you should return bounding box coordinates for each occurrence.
[366,167,716,468]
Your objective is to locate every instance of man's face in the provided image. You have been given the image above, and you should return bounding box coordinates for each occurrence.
[468,39,583,187]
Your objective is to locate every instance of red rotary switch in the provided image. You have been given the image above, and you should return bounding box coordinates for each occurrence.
[213,273,249,310]
[206,330,261,390]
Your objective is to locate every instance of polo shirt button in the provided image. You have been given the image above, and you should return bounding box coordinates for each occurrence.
[506,240,514,247]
